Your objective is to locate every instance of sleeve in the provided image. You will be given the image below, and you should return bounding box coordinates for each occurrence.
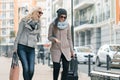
[14,20,24,50]
[48,23,56,42]
[67,24,74,53]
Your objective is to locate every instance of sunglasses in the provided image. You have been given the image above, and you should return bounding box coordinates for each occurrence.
[60,16,66,19]
[38,11,43,15]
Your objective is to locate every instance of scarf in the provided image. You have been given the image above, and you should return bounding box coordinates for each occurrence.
[57,20,68,29]
[25,19,38,31]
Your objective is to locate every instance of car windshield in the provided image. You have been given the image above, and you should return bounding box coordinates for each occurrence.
[110,46,120,52]
[77,47,92,53]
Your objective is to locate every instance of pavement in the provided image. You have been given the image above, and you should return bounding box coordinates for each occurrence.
[0,56,91,80]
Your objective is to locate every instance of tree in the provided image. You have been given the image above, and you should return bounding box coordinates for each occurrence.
[10,31,15,38]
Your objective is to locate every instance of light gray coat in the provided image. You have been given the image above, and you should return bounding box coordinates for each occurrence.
[48,22,74,63]
[14,18,41,50]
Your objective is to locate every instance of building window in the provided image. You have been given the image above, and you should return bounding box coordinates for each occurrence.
[2,20,6,27]
[10,19,14,26]
[74,11,80,26]
[80,6,94,25]
[81,32,85,46]
[10,11,14,18]
[74,0,79,6]
[80,9,87,25]
[105,0,108,2]
[2,12,6,18]
[2,28,6,35]
[96,2,102,23]
[2,0,7,1]
[2,3,6,9]
[105,4,110,19]
[86,31,91,45]
[10,2,14,9]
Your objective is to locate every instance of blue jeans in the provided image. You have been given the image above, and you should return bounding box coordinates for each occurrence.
[17,44,35,80]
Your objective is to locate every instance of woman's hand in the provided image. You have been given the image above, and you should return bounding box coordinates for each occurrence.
[71,52,75,57]
[13,49,17,53]
[54,38,61,43]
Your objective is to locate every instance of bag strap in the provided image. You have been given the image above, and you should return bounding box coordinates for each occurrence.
[11,52,19,68]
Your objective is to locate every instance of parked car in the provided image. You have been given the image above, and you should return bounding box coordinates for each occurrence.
[74,46,96,64]
[96,44,120,67]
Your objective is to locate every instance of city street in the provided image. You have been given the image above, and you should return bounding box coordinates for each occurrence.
[0,56,91,80]
[1,0,120,80]
[1,50,120,80]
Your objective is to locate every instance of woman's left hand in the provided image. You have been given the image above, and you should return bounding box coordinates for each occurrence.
[71,52,75,57]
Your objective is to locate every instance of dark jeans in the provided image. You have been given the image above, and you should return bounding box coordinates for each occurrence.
[53,54,69,80]
[17,44,35,80]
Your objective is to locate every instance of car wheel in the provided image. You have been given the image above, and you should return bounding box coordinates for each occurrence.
[96,57,101,67]
[83,62,87,64]
[93,62,95,64]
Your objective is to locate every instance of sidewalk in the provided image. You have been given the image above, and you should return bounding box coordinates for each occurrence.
[0,56,90,80]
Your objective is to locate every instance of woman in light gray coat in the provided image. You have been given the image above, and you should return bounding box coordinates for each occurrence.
[48,8,74,80]
[14,7,43,80]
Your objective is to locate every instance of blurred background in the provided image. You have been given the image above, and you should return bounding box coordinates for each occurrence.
[0,0,120,56]
[0,0,120,76]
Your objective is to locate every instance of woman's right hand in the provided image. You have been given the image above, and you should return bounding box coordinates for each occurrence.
[54,38,61,43]
[13,49,17,53]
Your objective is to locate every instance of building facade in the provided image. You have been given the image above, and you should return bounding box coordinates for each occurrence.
[74,0,120,53]
[0,0,40,55]
[52,0,72,24]
[0,0,15,44]
[0,0,36,45]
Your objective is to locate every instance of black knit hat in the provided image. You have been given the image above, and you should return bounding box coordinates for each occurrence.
[56,8,67,18]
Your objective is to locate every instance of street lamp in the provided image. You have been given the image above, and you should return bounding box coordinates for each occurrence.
[71,0,74,46]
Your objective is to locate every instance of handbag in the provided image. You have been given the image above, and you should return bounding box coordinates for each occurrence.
[67,54,79,80]
[9,52,19,80]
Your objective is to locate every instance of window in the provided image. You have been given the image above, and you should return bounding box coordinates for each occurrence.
[80,9,87,25]
[104,0,110,20]
[2,3,6,9]
[10,11,14,18]
[105,0,108,2]
[10,2,14,9]
[104,48,109,52]
[105,4,110,19]
[96,3,102,23]
[2,28,6,35]
[10,19,14,25]
[2,12,6,18]
[2,20,6,27]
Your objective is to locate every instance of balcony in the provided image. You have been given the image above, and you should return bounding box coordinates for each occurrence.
[74,20,94,27]
[74,0,95,10]
[74,23,95,32]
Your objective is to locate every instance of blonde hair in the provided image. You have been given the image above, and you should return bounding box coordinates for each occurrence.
[25,7,42,21]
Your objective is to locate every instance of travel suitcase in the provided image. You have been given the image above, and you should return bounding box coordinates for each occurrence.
[67,54,78,80]
[67,71,78,80]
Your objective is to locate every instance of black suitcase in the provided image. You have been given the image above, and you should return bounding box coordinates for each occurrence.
[67,71,78,80]
[67,54,78,80]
